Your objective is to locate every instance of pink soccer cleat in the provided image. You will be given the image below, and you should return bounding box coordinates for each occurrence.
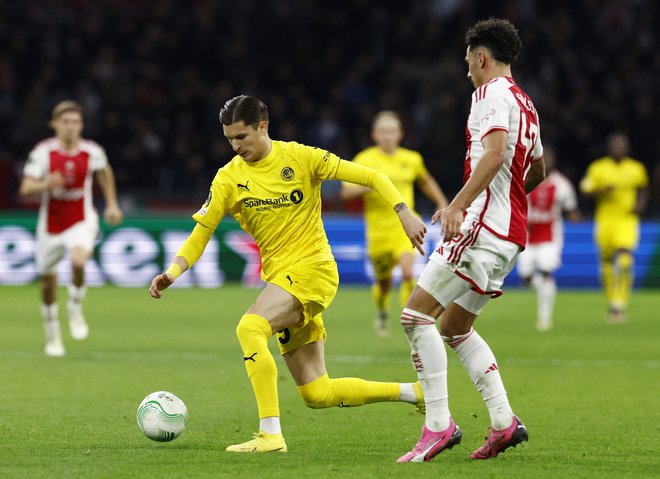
[471,416,528,459]
[397,419,462,463]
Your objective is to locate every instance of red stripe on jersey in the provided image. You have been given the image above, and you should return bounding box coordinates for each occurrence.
[480,126,509,141]
[506,84,541,248]
[528,182,557,243]
[447,223,476,264]
[47,151,89,233]
[463,123,472,184]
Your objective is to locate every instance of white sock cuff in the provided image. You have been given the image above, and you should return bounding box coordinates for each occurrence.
[41,303,58,320]
[68,284,87,302]
[442,327,474,346]
[401,308,436,327]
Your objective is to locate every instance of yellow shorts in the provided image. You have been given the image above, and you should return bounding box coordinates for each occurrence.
[368,235,413,281]
[596,218,640,260]
[268,261,339,355]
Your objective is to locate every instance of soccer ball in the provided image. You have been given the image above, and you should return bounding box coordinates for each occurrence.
[136,391,188,442]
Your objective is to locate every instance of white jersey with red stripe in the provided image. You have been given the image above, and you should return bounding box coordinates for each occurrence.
[23,137,108,234]
[463,76,543,248]
[526,170,577,246]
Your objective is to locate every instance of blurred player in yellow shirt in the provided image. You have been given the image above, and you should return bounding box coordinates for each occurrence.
[149,96,428,453]
[341,111,447,336]
[580,132,649,322]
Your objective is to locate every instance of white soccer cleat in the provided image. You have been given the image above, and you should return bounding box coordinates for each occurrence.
[374,311,389,337]
[68,302,89,340]
[44,336,65,357]
[43,319,65,356]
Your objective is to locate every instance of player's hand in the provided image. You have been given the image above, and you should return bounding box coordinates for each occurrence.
[397,208,426,256]
[47,171,65,191]
[149,273,174,299]
[435,204,464,242]
[104,205,124,226]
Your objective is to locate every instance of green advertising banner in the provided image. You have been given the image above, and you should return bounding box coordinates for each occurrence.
[0,215,263,288]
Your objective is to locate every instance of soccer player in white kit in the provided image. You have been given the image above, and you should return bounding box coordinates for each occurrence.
[19,101,123,357]
[397,19,546,462]
[517,148,581,332]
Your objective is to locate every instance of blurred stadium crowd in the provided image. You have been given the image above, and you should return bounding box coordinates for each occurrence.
[0,0,658,214]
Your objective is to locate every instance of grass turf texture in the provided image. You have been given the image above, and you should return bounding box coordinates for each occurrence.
[0,284,658,478]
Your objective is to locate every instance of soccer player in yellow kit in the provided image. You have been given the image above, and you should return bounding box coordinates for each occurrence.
[149,96,428,453]
[341,112,447,336]
[580,132,649,322]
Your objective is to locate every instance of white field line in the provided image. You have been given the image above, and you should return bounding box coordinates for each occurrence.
[0,350,658,369]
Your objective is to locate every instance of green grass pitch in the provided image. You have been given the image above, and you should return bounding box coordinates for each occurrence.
[0,284,658,478]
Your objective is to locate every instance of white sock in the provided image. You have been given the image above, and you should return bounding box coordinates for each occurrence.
[41,304,60,337]
[259,416,281,435]
[41,303,58,323]
[445,328,513,430]
[68,284,87,304]
[537,276,556,328]
[401,308,451,432]
[399,383,416,403]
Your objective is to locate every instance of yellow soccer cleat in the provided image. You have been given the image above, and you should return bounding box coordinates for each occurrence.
[413,381,425,415]
[226,431,288,453]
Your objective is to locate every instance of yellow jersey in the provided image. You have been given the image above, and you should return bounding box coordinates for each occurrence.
[193,141,343,280]
[580,156,648,224]
[353,146,428,247]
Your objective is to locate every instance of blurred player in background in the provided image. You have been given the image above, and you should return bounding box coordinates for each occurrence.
[149,95,428,453]
[580,132,648,323]
[517,147,581,331]
[340,111,448,337]
[398,19,544,462]
[19,100,123,357]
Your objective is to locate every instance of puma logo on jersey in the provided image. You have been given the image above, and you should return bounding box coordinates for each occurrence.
[243,352,258,362]
[286,274,296,286]
[237,180,250,191]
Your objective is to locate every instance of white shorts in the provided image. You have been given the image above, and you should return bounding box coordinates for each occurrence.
[418,222,521,315]
[36,219,98,275]
[516,241,562,278]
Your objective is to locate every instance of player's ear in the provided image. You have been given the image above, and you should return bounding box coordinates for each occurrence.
[478,50,486,68]
[258,120,268,135]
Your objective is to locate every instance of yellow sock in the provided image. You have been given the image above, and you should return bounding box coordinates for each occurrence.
[614,252,634,308]
[399,278,416,307]
[602,261,615,306]
[371,283,391,314]
[235,314,279,418]
[297,373,399,409]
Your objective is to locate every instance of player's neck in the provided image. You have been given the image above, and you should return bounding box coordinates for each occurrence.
[57,136,79,151]
[378,145,397,155]
[253,137,273,162]
[479,65,512,86]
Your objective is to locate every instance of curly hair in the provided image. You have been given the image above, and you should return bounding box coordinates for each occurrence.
[465,18,522,64]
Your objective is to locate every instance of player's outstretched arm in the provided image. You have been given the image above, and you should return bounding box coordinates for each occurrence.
[19,172,65,196]
[417,174,449,213]
[96,165,124,226]
[436,130,507,242]
[149,256,189,299]
[395,203,426,256]
[339,183,370,201]
[525,158,546,194]
[149,223,214,299]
